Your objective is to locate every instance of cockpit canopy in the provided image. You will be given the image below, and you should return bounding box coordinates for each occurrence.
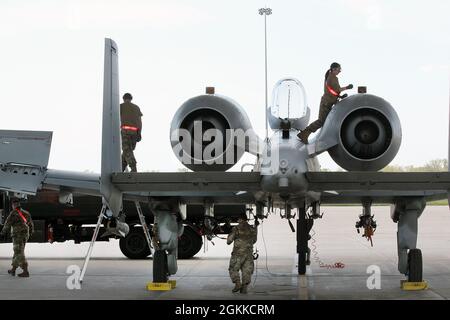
[268,78,310,131]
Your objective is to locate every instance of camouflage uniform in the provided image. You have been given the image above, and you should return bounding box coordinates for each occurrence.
[0,208,34,270]
[121,132,138,171]
[303,73,341,133]
[227,221,257,288]
[120,101,143,172]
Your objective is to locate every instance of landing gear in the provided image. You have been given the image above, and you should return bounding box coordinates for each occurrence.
[393,198,426,282]
[153,250,169,283]
[151,209,184,284]
[407,249,423,282]
[119,227,151,259]
[297,207,308,275]
[295,205,316,274]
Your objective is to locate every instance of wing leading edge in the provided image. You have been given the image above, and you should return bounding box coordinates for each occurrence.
[111,171,261,194]
[306,171,450,204]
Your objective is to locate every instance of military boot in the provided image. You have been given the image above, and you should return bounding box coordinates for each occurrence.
[240,284,248,294]
[7,266,16,276]
[297,130,311,144]
[18,263,29,278]
[232,281,241,293]
[122,160,128,172]
[130,164,137,172]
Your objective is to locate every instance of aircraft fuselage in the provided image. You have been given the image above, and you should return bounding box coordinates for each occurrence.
[260,130,320,207]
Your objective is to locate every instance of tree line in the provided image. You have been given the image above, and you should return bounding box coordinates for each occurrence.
[381,159,448,172]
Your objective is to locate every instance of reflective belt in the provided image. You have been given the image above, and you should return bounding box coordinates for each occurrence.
[16,209,27,224]
[121,125,139,131]
[326,83,339,97]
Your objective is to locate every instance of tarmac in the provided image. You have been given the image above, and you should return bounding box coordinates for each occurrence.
[1,206,450,300]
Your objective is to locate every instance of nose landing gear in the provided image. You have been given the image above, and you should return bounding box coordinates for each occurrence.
[296,205,317,275]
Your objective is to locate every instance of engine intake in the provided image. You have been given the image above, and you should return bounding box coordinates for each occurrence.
[341,108,393,160]
[319,94,402,171]
[170,94,260,171]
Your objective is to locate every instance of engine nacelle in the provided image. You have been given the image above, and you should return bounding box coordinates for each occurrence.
[170,94,260,171]
[317,94,402,171]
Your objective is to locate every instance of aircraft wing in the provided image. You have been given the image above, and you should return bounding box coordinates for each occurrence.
[306,172,450,204]
[42,169,101,196]
[111,172,261,204]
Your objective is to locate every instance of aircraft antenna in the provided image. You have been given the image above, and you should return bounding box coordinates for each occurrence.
[259,7,272,142]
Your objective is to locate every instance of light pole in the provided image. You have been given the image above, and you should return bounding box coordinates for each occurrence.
[259,7,272,142]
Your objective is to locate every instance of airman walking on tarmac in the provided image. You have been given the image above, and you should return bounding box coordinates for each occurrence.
[120,93,143,172]
[298,62,353,144]
[0,198,34,277]
[227,213,258,294]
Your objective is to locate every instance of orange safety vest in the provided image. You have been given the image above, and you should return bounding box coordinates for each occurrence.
[16,209,27,224]
[121,125,139,131]
[326,83,339,97]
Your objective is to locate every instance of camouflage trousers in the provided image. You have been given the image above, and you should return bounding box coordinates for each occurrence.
[304,98,335,133]
[121,132,138,171]
[229,252,254,285]
[12,236,28,268]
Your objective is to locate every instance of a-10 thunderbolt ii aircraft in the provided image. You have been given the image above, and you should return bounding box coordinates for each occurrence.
[0,38,449,285]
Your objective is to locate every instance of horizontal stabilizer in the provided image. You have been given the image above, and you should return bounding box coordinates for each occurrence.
[0,130,52,194]
[0,130,52,167]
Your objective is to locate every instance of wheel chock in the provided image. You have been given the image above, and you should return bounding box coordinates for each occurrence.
[168,280,177,289]
[147,282,172,291]
[400,280,428,291]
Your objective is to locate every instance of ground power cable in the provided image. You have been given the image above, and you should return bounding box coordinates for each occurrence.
[253,220,296,288]
[310,228,345,269]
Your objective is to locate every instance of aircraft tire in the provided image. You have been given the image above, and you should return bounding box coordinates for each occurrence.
[407,249,423,282]
[153,250,168,283]
[178,226,203,259]
[298,251,307,275]
[119,227,151,259]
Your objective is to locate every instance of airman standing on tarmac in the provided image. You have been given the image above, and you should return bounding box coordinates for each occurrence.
[0,198,34,277]
[120,93,143,172]
[227,214,258,294]
[298,62,353,144]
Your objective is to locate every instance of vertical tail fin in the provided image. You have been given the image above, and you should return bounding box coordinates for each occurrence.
[100,38,122,217]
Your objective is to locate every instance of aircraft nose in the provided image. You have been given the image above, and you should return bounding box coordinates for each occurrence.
[279,159,289,174]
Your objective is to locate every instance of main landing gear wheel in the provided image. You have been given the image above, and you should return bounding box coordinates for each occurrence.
[153,250,169,283]
[119,227,151,259]
[407,249,423,282]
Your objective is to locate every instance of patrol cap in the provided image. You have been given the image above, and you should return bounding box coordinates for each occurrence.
[123,93,133,100]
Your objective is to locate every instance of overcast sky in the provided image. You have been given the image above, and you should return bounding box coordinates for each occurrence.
[0,0,448,172]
